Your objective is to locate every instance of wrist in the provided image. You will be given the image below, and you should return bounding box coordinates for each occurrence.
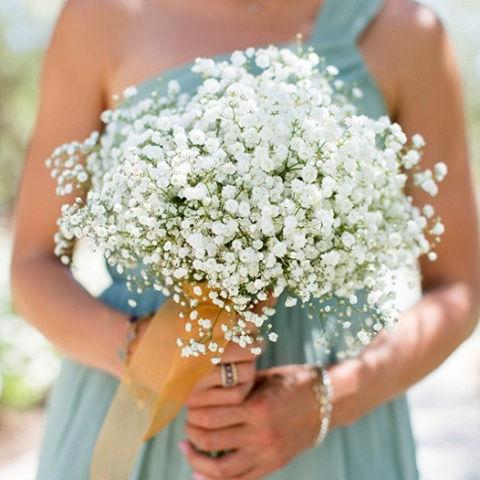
[328,358,365,428]
[105,309,131,378]
[328,343,393,429]
[114,311,155,377]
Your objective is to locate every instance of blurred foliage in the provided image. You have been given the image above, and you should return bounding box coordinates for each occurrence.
[0,228,59,408]
[425,0,480,180]
[0,0,63,406]
[0,31,37,210]
[0,314,59,408]
[0,0,62,212]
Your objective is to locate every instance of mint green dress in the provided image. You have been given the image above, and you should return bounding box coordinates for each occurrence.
[36,0,419,478]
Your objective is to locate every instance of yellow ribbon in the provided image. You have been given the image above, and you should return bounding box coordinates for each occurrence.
[91,285,233,479]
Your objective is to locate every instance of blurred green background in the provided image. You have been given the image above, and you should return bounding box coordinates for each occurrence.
[0,0,63,409]
[0,0,479,477]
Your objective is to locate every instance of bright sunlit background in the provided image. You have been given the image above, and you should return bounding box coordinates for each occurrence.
[0,1,479,478]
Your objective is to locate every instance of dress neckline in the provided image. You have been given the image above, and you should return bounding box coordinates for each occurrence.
[117,0,333,103]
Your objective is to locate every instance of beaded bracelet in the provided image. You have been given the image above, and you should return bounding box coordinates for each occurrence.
[117,313,153,364]
[310,365,333,447]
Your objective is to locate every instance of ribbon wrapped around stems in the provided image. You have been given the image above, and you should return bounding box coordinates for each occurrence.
[90,283,234,480]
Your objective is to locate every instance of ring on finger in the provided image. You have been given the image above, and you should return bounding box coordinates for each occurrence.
[220,362,239,388]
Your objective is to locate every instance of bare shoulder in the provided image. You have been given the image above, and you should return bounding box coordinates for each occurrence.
[366,0,454,114]
[58,0,141,24]
[381,0,443,29]
[37,0,149,142]
[377,0,447,56]
[50,0,143,64]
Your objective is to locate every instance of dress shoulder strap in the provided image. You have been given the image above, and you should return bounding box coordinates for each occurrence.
[310,0,385,47]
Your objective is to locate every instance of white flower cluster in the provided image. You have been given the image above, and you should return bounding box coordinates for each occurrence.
[47,46,446,359]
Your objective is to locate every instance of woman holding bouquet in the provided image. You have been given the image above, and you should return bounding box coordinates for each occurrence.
[10,0,480,479]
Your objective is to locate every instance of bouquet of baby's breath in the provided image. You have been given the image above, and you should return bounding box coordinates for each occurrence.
[47,46,446,362]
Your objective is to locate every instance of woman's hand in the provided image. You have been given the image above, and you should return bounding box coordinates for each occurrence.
[180,364,322,480]
[185,343,258,409]
[185,293,277,409]
[180,356,384,480]
[183,342,260,460]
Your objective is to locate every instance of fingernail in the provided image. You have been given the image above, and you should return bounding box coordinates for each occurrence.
[193,474,205,480]
[178,440,188,454]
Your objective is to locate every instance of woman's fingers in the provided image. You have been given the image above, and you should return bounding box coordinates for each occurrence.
[186,381,253,408]
[187,404,247,429]
[179,440,254,480]
[184,423,249,452]
[194,361,256,389]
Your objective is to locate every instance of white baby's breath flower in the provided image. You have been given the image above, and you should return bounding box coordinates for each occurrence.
[326,65,339,76]
[421,179,438,196]
[231,50,247,66]
[167,80,180,95]
[352,87,363,99]
[430,222,445,236]
[322,250,341,266]
[48,45,444,360]
[173,267,188,279]
[123,86,138,98]
[285,297,298,307]
[434,162,448,182]
[268,332,279,342]
[255,53,270,69]
[412,134,426,148]
[423,204,434,218]
[341,232,356,249]
[301,165,317,183]
[189,129,206,145]
[202,78,221,95]
[182,183,209,201]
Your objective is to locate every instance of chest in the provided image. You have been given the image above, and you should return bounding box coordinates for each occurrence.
[106,3,396,116]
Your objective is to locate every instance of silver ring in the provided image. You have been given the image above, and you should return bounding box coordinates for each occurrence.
[220,362,238,388]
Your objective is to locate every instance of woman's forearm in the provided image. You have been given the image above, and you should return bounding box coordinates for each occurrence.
[10,253,127,377]
[330,281,479,427]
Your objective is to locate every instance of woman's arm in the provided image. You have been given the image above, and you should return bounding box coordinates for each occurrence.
[181,4,480,479]
[331,0,480,428]
[10,0,131,377]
